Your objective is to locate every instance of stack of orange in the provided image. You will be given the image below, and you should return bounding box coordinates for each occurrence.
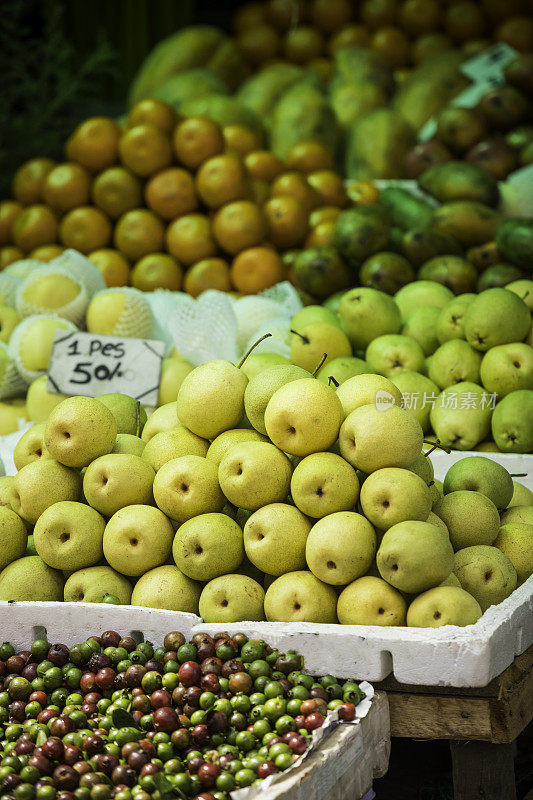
[0,100,353,297]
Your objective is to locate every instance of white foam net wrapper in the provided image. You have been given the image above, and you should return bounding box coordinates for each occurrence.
[89,287,154,338]
[0,341,27,400]
[144,289,182,350]
[15,264,89,326]
[0,273,22,308]
[50,249,106,297]
[9,314,78,384]
[244,314,293,356]
[5,259,45,280]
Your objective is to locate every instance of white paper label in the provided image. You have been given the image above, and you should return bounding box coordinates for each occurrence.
[46,331,165,406]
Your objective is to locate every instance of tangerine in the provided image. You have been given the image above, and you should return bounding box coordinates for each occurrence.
[119,124,173,177]
[59,206,112,253]
[65,117,121,172]
[165,214,218,265]
[12,205,58,252]
[183,258,232,297]
[114,208,165,261]
[91,166,143,219]
[131,253,183,292]
[128,99,178,134]
[42,162,92,213]
[88,248,131,287]
[263,195,309,249]
[212,200,268,255]
[12,158,55,206]
[230,246,284,294]
[173,117,225,171]
[196,153,251,209]
[145,168,199,220]
[0,200,22,245]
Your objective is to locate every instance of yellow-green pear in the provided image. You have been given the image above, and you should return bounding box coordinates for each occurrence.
[430,382,493,451]
[339,287,402,349]
[142,427,209,472]
[493,523,533,584]
[0,400,27,435]
[0,305,20,343]
[199,574,265,622]
[453,545,517,611]
[395,281,453,321]
[475,440,500,452]
[439,572,461,587]
[219,441,292,511]
[206,429,268,466]
[500,505,533,525]
[45,396,117,468]
[290,452,359,518]
[244,364,310,435]
[402,305,441,356]
[305,512,375,585]
[290,323,352,373]
[430,478,443,509]
[64,565,132,604]
[407,586,482,627]
[464,288,530,351]
[366,334,426,378]
[33,501,105,570]
[112,434,146,457]
[153,456,225,522]
[83,454,155,516]
[103,504,174,577]
[443,456,514,509]
[131,565,202,613]
[360,468,432,530]
[492,390,533,453]
[177,359,249,439]
[337,576,406,626]
[236,554,264,584]
[436,294,476,343]
[141,402,179,442]
[428,341,482,389]
[427,511,449,537]
[13,423,52,470]
[0,555,64,601]
[391,372,440,433]
[377,520,455,593]
[157,356,194,406]
[315,356,368,386]
[505,279,533,311]
[173,513,244,581]
[239,353,290,380]
[11,459,82,525]
[244,503,311,576]
[0,477,17,515]
[336,373,402,418]
[291,305,341,330]
[480,343,533,398]
[0,506,27,571]
[340,404,424,474]
[264,571,337,623]
[409,452,434,484]
[265,379,343,456]
[508,481,533,508]
[434,491,500,551]
[97,393,147,436]
[26,375,68,423]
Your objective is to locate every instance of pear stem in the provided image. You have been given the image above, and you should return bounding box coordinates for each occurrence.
[135,401,141,438]
[423,439,452,456]
[237,333,272,368]
[328,376,340,387]
[312,353,327,377]
[510,473,527,477]
[290,329,309,343]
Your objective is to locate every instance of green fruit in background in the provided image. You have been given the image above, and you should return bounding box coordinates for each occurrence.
[0,555,64,601]
[418,256,478,295]
[400,228,463,267]
[402,305,441,356]
[453,545,517,612]
[366,334,425,378]
[443,456,514,510]
[434,491,500,551]
[436,294,476,343]
[345,110,416,182]
[505,279,533,312]
[292,248,351,299]
[496,218,533,271]
[407,586,482,628]
[359,251,415,295]
[491,390,533,453]
[339,287,401,350]
[480,343,533,397]
[378,185,434,231]
[395,280,454,321]
[464,288,531,351]
[477,264,524,292]
[431,201,501,248]
[334,206,390,264]
[430,382,492,451]
[291,305,340,330]
[418,162,499,206]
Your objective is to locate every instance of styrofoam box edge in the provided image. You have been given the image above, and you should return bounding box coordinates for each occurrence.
[0,575,531,687]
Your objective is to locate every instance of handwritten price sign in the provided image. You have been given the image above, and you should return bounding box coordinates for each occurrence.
[47,331,165,406]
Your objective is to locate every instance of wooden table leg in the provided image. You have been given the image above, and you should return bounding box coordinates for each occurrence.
[450,741,517,800]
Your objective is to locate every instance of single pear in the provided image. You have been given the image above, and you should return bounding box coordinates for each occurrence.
[157,356,194,406]
[360,468,432,530]
[493,523,533,584]
[501,505,533,525]
[264,571,338,623]
[291,305,341,329]
[0,477,17,515]
[338,287,401,350]
[0,305,20,343]
[206,428,268,466]
[443,456,514,509]
[337,575,407,626]
[430,478,444,509]
[141,402,178,442]
[430,382,492,450]
[33,501,105,570]
[290,323,352,373]
[177,359,249,439]
[508,481,533,508]
[173,513,244,581]
[131,565,202,613]
[439,572,461,587]
[475,440,500,452]
[0,555,64,601]
[142,427,209,472]
[391,372,440,433]
[428,340,482,389]
[409,452,434,484]
[13,423,52,470]
[395,281,454,321]
[290,452,359,518]
[337,373,402,418]
[434,491,500,550]
[244,364,311,435]
[240,353,290,381]
[377,521,455,593]
[25,375,69,423]
[480,343,533,398]
[305,511,375,585]
[340,404,424,474]
[103,504,174,577]
[402,305,442,356]
[427,511,449,537]
[153,455,225,522]
[407,586,482,627]
[0,506,27,571]
[244,503,311,576]
[491,390,533,453]
[265,379,343,457]
[366,334,426,378]
[97,393,147,436]
[45,396,117,468]
[63,565,132,604]
[83,454,155,516]
[436,294,476,343]
[465,288,531,351]
[11,459,82,525]
[219,441,292,511]
[112,434,146,457]
[315,356,369,386]
[199,574,265,622]
[453,545,517,611]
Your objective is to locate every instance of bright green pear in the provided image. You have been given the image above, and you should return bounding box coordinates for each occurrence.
[402,305,441,356]
[428,340,482,389]
[0,555,64,601]
[199,574,265,623]
[434,491,500,551]
[337,576,406,625]
[491,390,533,453]
[377,520,455,593]
[443,456,514,509]
[244,364,310,435]
[407,586,482,627]
[395,281,453,321]
[464,288,531,351]
[338,287,401,350]
[493,523,533,584]
[264,571,337,623]
[97,393,147,436]
[436,294,476,343]
[366,334,426,378]
[453,545,517,611]
[131,565,202,613]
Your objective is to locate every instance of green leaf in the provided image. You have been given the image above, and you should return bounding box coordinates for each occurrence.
[35,729,47,747]
[112,708,139,729]
[153,772,183,798]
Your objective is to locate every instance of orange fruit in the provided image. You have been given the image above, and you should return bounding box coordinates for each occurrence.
[128,99,178,134]
[114,209,165,261]
[119,124,173,177]
[212,200,268,255]
[237,24,281,65]
[328,24,370,54]
[165,214,217,265]
[0,246,24,269]
[234,2,267,32]
[91,166,143,219]
[283,27,324,63]
[223,125,263,156]
[263,195,309,249]
[183,258,232,297]
[444,2,485,42]
[311,0,353,32]
[173,117,225,171]
[270,171,321,212]
[399,0,441,35]
[496,17,533,52]
[371,27,410,68]
[0,200,23,245]
[251,179,271,205]
[131,253,183,292]
[88,249,131,287]
[285,142,334,174]
[411,32,453,64]
[12,205,58,252]
[12,158,55,205]
[230,246,284,294]
[59,207,112,254]
[196,153,251,209]
[42,162,92,213]
[307,170,348,207]
[304,219,336,248]
[361,0,399,30]
[145,168,199,220]
[29,245,65,261]
[244,150,285,182]
[65,117,121,172]
[309,206,342,227]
